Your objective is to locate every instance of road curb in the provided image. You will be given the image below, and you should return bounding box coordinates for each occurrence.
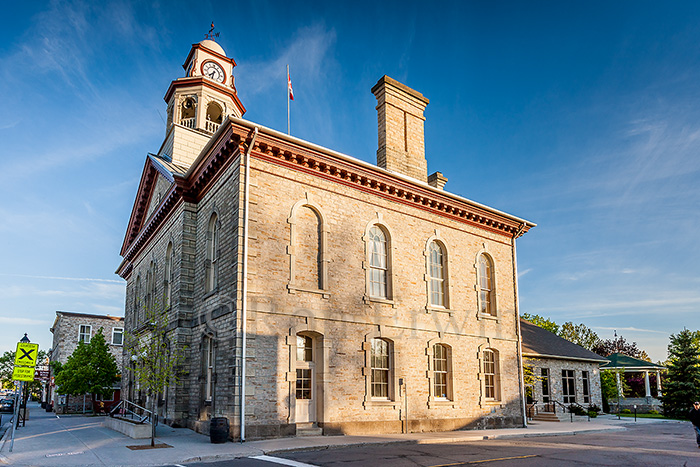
[0,420,12,465]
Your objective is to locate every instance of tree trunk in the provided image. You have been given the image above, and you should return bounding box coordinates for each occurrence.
[151,395,156,447]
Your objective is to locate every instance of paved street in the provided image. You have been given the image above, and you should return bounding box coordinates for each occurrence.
[183,423,700,467]
[1,402,697,466]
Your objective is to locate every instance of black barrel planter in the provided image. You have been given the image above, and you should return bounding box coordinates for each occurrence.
[210,417,229,443]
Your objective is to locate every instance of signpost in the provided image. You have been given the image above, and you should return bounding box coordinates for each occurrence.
[10,335,38,453]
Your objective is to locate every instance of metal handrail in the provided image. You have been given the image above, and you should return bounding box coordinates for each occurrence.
[109,400,152,424]
[526,400,538,420]
[568,401,591,421]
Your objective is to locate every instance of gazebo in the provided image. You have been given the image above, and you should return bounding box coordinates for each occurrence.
[601,353,665,412]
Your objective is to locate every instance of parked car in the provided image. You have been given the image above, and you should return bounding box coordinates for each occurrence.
[0,398,14,413]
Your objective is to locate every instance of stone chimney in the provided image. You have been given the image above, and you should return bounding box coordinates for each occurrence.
[372,76,429,182]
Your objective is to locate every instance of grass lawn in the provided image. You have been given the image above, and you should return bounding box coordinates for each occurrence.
[617,413,673,419]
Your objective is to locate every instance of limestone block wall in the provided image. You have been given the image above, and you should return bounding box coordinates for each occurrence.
[523,356,603,410]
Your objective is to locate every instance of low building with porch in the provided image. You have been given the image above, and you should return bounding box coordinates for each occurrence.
[520,319,608,420]
[600,353,665,413]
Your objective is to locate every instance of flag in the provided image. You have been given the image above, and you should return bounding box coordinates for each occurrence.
[288,68,294,101]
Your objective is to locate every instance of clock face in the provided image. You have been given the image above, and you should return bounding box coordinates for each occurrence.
[202,61,225,83]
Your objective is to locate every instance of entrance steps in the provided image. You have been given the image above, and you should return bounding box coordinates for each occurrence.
[296,422,323,437]
[530,411,566,422]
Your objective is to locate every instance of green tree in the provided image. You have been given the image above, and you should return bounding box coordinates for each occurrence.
[661,328,700,419]
[127,304,185,446]
[592,335,650,361]
[54,329,119,410]
[559,322,600,351]
[521,313,560,334]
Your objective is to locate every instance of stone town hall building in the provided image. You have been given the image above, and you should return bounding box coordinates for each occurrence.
[116,38,535,440]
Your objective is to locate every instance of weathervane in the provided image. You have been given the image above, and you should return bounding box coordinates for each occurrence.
[205,22,220,41]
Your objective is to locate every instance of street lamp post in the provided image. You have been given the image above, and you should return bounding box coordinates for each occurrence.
[10,333,30,452]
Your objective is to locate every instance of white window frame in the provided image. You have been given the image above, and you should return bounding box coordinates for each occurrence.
[205,337,214,402]
[206,214,219,293]
[370,338,391,400]
[432,343,451,401]
[78,325,92,344]
[582,370,590,404]
[112,327,124,346]
[482,348,500,401]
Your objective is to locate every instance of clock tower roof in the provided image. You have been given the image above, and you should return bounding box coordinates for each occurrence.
[199,39,226,56]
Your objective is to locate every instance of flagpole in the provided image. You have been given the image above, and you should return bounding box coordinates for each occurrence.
[287,64,290,135]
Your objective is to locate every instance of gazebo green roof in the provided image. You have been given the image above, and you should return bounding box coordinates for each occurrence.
[600,353,665,370]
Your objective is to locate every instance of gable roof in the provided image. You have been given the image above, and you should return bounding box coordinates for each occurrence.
[520,319,609,363]
[601,353,665,370]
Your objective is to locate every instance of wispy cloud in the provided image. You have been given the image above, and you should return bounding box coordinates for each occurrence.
[0,316,50,326]
[0,273,123,284]
[595,326,669,335]
[518,268,532,278]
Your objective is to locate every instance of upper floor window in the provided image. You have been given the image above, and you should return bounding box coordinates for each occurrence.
[293,205,322,290]
[428,241,446,307]
[79,325,92,344]
[205,214,219,293]
[370,338,391,399]
[134,275,142,325]
[145,261,156,312]
[368,225,388,299]
[112,327,124,346]
[478,254,496,316]
[164,242,173,308]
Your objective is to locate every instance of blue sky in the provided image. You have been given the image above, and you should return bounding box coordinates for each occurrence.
[1,0,699,362]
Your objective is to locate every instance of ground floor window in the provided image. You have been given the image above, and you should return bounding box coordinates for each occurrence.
[582,370,590,404]
[541,368,550,403]
[562,369,576,403]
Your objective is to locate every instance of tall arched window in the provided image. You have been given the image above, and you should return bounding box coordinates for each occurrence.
[433,344,451,400]
[164,242,173,308]
[134,275,142,325]
[145,263,154,314]
[371,338,391,399]
[483,348,500,400]
[205,214,219,293]
[368,225,388,299]
[428,241,446,307]
[478,254,495,316]
[294,205,322,290]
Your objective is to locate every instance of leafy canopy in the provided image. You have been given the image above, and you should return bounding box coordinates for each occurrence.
[661,328,700,419]
[54,328,119,397]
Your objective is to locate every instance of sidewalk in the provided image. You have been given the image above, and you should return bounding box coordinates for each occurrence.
[0,402,675,467]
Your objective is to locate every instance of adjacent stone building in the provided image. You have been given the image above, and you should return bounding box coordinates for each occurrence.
[48,311,124,413]
[520,319,607,416]
[116,38,536,440]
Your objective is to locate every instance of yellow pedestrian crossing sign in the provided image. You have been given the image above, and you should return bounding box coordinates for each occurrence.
[14,343,39,367]
[12,366,36,382]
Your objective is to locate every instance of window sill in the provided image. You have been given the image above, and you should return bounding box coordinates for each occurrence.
[203,288,219,300]
[477,313,499,322]
[363,399,398,409]
[428,399,456,409]
[425,305,452,316]
[363,296,396,307]
[287,284,331,299]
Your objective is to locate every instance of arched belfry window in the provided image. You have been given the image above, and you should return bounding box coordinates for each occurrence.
[477,253,497,317]
[180,97,196,129]
[205,101,223,133]
[364,221,393,302]
[205,213,219,293]
[287,197,329,296]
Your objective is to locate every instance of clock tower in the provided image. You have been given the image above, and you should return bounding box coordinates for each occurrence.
[161,38,246,168]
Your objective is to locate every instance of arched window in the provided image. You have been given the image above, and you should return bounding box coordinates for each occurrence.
[205,214,219,293]
[478,254,496,316]
[180,97,196,128]
[433,344,452,400]
[371,338,391,399]
[483,348,500,400]
[205,102,223,133]
[164,242,173,308]
[145,261,156,313]
[294,205,322,290]
[428,241,446,307]
[368,225,388,299]
[134,275,142,325]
